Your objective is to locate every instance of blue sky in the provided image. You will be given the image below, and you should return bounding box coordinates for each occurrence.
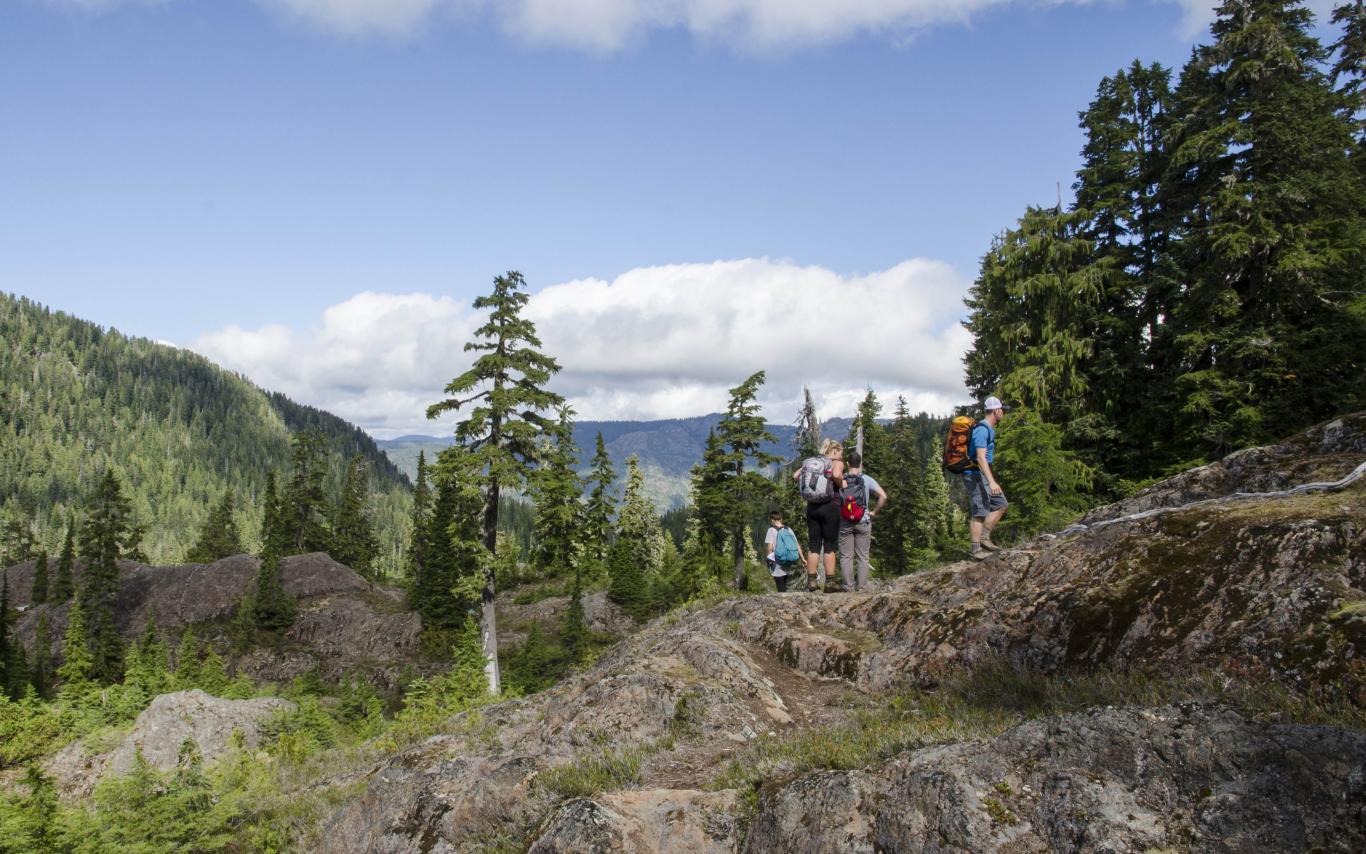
[0,1,1342,432]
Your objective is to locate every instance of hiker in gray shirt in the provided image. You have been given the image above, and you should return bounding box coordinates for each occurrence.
[837,451,887,592]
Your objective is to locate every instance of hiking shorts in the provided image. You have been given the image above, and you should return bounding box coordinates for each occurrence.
[965,471,1008,519]
[806,500,841,553]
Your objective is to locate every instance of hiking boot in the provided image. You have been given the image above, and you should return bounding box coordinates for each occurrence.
[824,579,846,593]
[979,537,1001,552]
[970,544,989,561]
[806,576,822,593]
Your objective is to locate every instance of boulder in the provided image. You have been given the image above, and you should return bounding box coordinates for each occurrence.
[529,789,742,853]
[44,689,293,799]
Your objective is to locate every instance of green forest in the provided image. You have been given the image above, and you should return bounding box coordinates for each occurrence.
[2,2,1365,850]
[0,292,413,573]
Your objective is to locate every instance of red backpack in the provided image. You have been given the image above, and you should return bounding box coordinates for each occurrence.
[840,472,868,523]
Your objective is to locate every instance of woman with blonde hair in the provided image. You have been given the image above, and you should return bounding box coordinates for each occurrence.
[794,438,845,592]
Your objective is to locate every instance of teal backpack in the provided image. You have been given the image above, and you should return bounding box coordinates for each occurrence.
[774,527,801,563]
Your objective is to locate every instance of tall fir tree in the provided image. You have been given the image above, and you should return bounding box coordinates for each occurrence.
[877,397,926,576]
[279,430,333,555]
[57,600,93,688]
[583,432,616,569]
[609,455,664,618]
[689,428,730,556]
[845,389,892,478]
[254,468,297,632]
[51,521,76,604]
[532,407,583,579]
[712,372,780,590]
[426,271,564,694]
[331,456,379,578]
[31,549,49,604]
[1332,1,1366,144]
[185,491,244,564]
[407,450,431,591]
[0,498,35,568]
[78,469,143,683]
[0,575,11,698]
[417,446,488,630]
[1159,0,1366,456]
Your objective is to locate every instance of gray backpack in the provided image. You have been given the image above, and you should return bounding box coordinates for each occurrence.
[799,455,834,503]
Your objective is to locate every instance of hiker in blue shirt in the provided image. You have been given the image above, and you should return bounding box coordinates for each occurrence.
[763,510,805,593]
[967,395,1010,561]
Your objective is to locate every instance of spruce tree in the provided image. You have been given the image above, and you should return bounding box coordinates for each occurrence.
[877,397,925,577]
[407,450,431,590]
[280,430,332,555]
[710,373,780,590]
[793,386,822,461]
[31,549,49,604]
[331,456,378,578]
[418,446,488,630]
[57,600,94,688]
[0,498,35,568]
[845,389,892,478]
[260,472,283,555]
[426,270,564,694]
[1160,0,1366,454]
[690,428,730,555]
[992,408,1094,541]
[918,445,955,560]
[51,521,76,603]
[609,456,663,618]
[79,469,142,683]
[185,491,243,563]
[253,536,296,631]
[1332,1,1366,144]
[532,407,583,580]
[583,432,616,568]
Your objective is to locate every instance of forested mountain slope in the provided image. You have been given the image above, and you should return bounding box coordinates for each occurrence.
[0,293,409,565]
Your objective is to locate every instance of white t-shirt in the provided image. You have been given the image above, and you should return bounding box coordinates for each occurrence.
[764,525,789,576]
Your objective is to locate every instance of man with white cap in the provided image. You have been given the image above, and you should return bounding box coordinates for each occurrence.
[967,395,1010,561]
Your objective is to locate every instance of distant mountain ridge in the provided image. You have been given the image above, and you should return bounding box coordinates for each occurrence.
[381,414,867,509]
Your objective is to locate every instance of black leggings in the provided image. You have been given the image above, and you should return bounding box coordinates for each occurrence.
[806,500,841,553]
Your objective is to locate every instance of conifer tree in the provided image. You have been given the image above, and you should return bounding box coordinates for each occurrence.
[185,491,243,564]
[609,456,663,618]
[1332,1,1366,143]
[793,386,822,461]
[30,549,49,604]
[417,446,489,630]
[532,407,582,579]
[331,456,379,578]
[710,373,779,590]
[260,472,283,555]
[407,450,431,589]
[426,271,564,694]
[52,521,76,603]
[1159,0,1366,454]
[877,397,925,576]
[992,408,1094,540]
[79,469,143,683]
[583,432,616,568]
[280,430,332,555]
[918,445,955,559]
[690,429,729,556]
[0,498,35,568]
[252,536,296,631]
[57,600,94,688]
[845,390,892,479]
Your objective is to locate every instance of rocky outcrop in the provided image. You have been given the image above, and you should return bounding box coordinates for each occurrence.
[5,553,427,690]
[744,704,1366,853]
[44,689,293,799]
[320,418,1365,852]
[499,590,637,650]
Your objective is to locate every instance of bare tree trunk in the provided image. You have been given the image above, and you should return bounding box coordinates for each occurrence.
[733,528,746,591]
[481,477,502,696]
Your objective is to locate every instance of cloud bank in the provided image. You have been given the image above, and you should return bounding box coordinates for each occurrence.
[191,258,975,437]
[44,0,1257,48]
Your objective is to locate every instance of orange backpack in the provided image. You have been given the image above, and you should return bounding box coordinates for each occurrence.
[942,416,978,473]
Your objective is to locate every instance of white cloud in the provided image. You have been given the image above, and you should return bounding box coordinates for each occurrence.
[191,258,975,437]
[44,0,1242,48]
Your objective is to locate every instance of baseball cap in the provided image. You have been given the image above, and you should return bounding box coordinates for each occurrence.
[983,396,1012,412]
